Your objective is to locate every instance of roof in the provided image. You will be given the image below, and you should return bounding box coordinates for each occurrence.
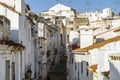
[114,28,120,32]
[73,35,120,52]
[0,2,20,14]
[49,4,72,11]
[0,2,33,18]
[29,18,35,26]
[0,15,10,25]
[101,71,110,76]
[71,44,80,50]
[94,26,120,37]
[26,4,30,10]
[0,40,25,51]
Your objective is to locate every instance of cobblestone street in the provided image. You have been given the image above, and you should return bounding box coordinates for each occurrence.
[48,60,67,80]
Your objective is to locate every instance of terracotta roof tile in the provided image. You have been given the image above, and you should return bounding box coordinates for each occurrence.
[101,71,110,76]
[87,64,98,72]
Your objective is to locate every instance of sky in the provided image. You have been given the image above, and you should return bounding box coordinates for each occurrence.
[25,0,120,14]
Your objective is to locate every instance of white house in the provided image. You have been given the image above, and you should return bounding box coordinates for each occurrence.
[66,7,120,79]
[0,15,24,80]
[0,1,26,80]
[71,36,119,80]
[77,7,113,22]
[102,8,112,19]
[41,4,76,21]
[0,0,41,80]
[40,3,76,44]
[67,24,120,80]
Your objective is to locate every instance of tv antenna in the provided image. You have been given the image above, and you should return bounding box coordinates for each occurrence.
[68,0,74,4]
[85,0,90,11]
[56,0,61,3]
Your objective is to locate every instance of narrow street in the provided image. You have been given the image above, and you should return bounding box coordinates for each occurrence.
[48,59,67,80]
[1,1,120,80]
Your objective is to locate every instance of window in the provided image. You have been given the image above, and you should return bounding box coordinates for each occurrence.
[72,57,73,64]
[71,28,73,30]
[6,60,10,80]
[28,54,30,64]
[69,21,73,24]
[70,15,74,17]
[90,14,92,16]
[60,34,62,44]
[78,62,80,80]
[31,28,34,37]
[67,35,69,43]
[28,29,30,41]
[11,62,15,80]
[78,71,79,80]
[81,62,83,73]
[75,62,77,71]
[86,62,89,76]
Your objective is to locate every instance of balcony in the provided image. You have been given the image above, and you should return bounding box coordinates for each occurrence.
[0,15,10,40]
[0,16,25,53]
[0,40,25,54]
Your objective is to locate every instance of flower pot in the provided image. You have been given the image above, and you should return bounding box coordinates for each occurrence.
[25,70,32,79]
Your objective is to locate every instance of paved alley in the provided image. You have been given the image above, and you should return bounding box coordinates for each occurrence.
[48,60,67,80]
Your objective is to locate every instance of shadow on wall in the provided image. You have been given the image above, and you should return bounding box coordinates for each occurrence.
[109,62,120,80]
[10,30,19,42]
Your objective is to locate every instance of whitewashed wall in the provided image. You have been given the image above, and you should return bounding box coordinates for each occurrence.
[102,8,112,19]
[72,53,90,80]
[0,0,37,80]
[69,31,79,45]
[0,53,15,80]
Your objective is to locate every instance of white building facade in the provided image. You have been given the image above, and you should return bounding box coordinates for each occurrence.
[0,0,40,80]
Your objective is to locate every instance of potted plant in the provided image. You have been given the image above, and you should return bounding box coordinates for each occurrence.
[25,69,32,79]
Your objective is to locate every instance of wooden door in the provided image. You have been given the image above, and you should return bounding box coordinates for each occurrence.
[6,60,10,80]
[11,62,15,80]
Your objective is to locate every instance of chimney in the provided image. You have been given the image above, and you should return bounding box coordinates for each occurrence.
[79,26,93,48]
